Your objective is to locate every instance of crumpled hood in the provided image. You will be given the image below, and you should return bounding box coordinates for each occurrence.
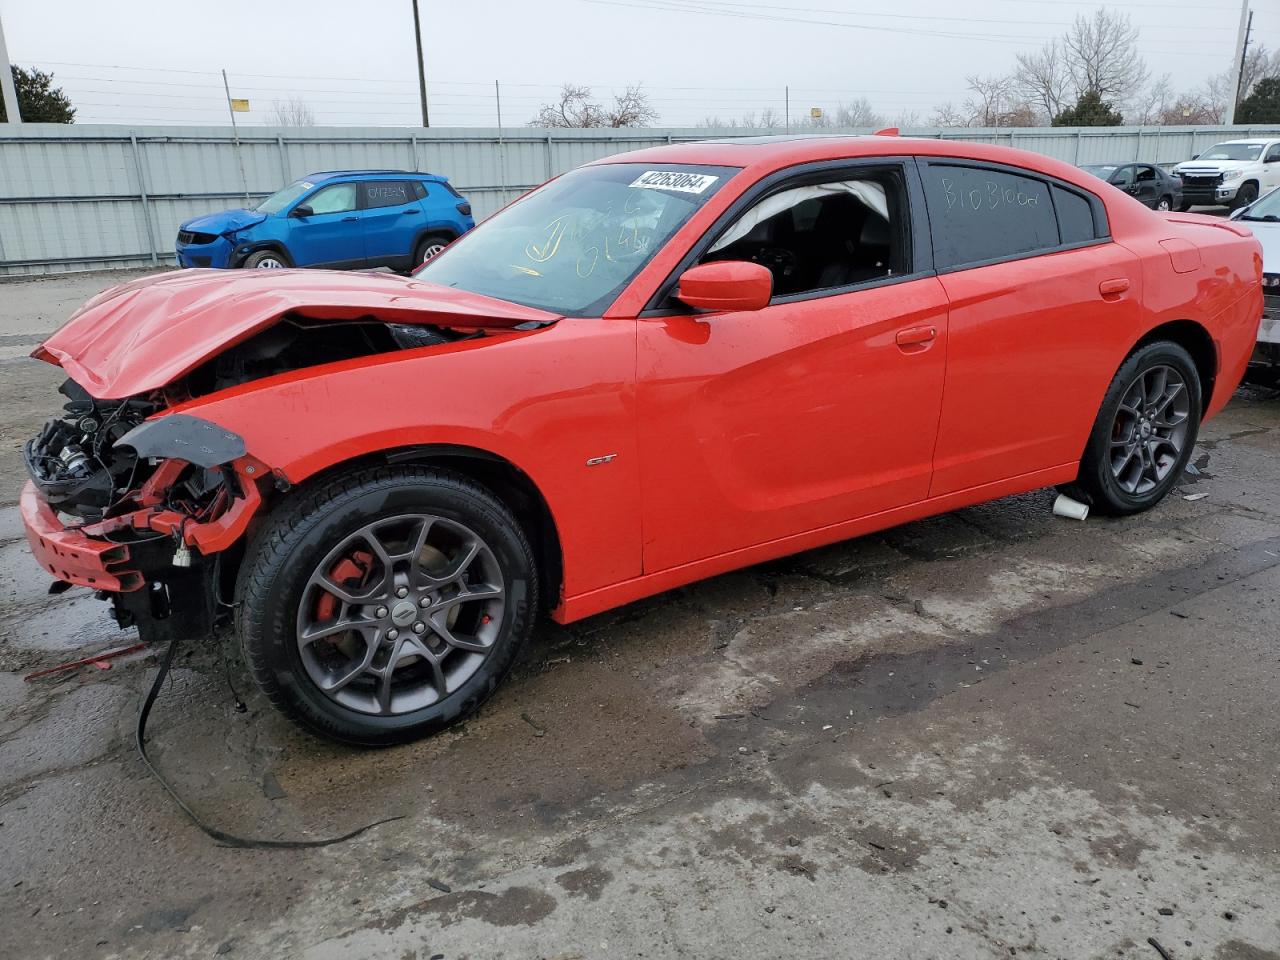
[179,208,268,236]
[37,269,562,399]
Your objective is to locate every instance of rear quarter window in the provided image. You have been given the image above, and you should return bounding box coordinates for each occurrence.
[1053,185,1098,245]
[923,163,1059,269]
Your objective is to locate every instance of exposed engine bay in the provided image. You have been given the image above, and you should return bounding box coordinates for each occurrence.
[22,315,476,644]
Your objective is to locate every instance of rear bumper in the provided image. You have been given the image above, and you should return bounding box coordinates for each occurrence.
[20,482,143,592]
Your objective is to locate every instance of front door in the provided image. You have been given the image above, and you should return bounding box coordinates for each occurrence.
[287,182,365,268]
[637,164,949,573]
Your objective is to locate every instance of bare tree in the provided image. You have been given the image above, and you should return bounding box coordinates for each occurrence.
[962,74,1039,126]
[1015,41,1071,120]
[269,97,315,127]
[1240,43,1280,100]
[609,84,659,127]
[1063,9,1148,103]
[532,83,657,128]
[929,101,972,127]
[833,97,884,127]
[1132,74,1176,125]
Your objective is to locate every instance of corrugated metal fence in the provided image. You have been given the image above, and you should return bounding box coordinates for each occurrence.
[3,122,1280,277]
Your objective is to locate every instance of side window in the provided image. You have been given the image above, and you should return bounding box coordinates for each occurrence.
[700,170,908,299]
[364,180,412,208]
[1053,186,1097,245]
[306,183,358,215]
[1135,165,1157,182]
[922,163,1059,270]
[412,181,428,200]
[1266,143,1280,163]
[1109,166,1135,187]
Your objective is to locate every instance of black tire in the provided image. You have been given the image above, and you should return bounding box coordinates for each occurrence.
[413,233,453,267]
[235,465,537,745]
[1231,182,1259,211]
[1059,341,1201,516]
[1176,200,1193,212]
[242,248,291,269]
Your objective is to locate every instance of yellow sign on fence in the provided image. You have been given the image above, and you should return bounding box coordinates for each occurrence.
[230,98,250,113]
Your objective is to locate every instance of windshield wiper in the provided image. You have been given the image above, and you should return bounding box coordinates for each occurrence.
[1242,214,1280,222]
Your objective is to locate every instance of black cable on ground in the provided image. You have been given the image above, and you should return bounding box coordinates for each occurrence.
[136,634,404,849]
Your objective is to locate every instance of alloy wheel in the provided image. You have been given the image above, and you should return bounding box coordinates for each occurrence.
[1108,364,1190,495]
[295,514,506,716]
[256,256,285,268]
[421,243,447,261]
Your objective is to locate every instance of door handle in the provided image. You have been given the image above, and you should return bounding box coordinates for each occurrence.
[895,325,937,348]
[1099,278,1130,297]
[341,216,359,222]
[403,208,421,215]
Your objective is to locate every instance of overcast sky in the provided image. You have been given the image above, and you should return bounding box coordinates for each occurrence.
[1,0,1269,127]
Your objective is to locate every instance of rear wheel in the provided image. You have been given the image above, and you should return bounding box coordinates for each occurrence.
[243,249,290,269]
[1155,195,1172,211]
[1059,341,1201,516]
[236,466,537,745]
[414,233,453,267]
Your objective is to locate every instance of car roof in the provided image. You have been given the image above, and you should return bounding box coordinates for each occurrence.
[303,169,446,183]
[588,135,1104,194]
[1215,139,1277,145]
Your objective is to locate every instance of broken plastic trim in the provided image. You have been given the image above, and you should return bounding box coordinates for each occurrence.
[117,414,247,468]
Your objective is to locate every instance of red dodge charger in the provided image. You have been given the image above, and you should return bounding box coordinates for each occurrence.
[22,135,1263,744]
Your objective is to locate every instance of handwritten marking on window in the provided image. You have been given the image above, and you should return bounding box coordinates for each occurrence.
[941,177,1040,212]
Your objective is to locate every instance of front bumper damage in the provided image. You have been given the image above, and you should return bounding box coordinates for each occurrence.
[22,412,272,644]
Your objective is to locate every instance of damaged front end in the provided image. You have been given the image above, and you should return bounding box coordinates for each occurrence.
[21,269,561,645]
[22,381,270,643]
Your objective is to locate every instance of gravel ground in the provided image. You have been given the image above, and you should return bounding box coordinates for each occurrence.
[1,269,1278,960]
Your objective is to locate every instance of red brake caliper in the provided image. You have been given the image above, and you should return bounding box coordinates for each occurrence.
[314,549,374,626]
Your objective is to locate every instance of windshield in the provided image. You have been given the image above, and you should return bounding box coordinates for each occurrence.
[415,163,737,316]
[1197,142,1264,162]
[1241,187,1280,221]
[256,180,314,215]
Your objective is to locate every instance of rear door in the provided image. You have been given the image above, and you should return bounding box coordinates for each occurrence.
[1133,165,1160,207]
[361,180,422,269]
[287,182,364,268]
[636,161,950,572]
[918,159,1143,496]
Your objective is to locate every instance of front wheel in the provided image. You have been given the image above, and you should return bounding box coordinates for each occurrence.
[243,249,290,269]
[1059,341,1201,516]
[236,466,537,745]
[1176,200,1193,212]
[1231,182,1259,211]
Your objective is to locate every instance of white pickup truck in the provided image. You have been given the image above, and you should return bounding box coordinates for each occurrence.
[1173,138,1280,211]
[1229,185,1280,381]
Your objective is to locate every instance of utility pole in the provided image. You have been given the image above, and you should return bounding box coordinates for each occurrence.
[1234,10,1254,108]
[0,8,22,124]
[412,0,430,127]
[222,69,251,206]
[1226,0,1250,124]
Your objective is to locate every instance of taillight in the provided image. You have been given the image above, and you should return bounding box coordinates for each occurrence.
[456,202,472,216]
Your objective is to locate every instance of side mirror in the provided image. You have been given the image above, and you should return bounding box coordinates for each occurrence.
[291,203,313,218]
[676,261,773,313]
[1266,155,1280,164]
[1190,153,1200,160]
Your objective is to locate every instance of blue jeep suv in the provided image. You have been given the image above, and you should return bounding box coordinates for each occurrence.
[175,169,474,272]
